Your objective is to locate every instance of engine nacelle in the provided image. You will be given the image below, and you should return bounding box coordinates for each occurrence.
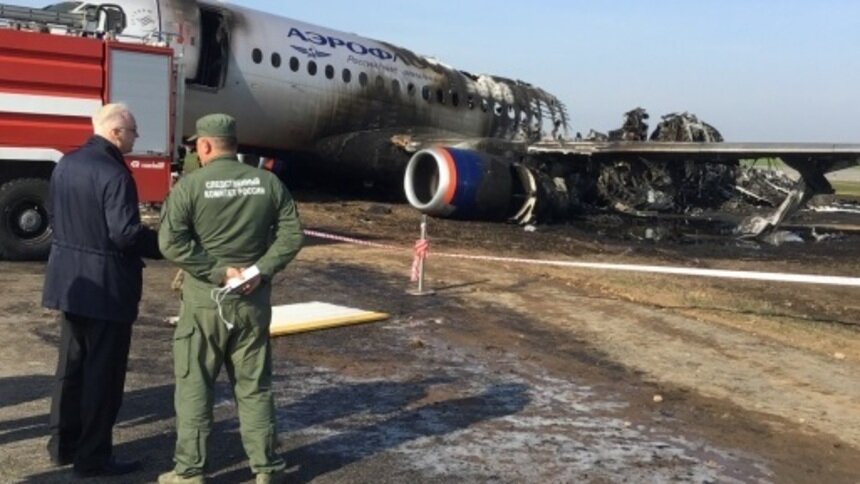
[403,147,525,220]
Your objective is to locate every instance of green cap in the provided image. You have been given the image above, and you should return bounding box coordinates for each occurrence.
[188,113,236,141]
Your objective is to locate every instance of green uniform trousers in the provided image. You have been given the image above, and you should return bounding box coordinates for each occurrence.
[172,298,285,476]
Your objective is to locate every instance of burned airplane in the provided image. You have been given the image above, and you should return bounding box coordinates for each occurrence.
[2,0,860,261]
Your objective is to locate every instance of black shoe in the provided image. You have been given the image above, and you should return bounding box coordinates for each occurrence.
[50,453,74,467]
[47,438,75,466]
[74,457,142,478]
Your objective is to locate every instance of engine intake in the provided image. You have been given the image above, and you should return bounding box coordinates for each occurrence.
[403,147,529,220]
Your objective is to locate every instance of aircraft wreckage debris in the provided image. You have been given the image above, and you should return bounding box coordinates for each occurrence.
[520,109,860,239]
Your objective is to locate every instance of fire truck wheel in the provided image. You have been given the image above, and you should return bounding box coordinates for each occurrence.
[0,178,52,261]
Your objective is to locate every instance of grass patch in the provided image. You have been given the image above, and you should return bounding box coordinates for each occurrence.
[740,158,786,169]
[832,180,860,198]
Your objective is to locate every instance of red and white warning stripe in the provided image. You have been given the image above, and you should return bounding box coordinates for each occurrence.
[0,147,64,162]
[411,238,430,282]
[0,92,101,118]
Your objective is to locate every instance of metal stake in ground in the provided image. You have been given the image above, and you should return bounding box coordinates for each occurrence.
[408,214,435,296]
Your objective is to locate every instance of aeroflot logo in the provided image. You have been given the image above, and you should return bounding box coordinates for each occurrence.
[288,28,393,61]
[290,45,331,59]
[287,27,435,70]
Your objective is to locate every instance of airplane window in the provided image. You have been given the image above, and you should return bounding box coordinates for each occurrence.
[392,80,401,95]
[467,95,475,109]
[451,91,460,107]
[252,48,262,64]
[436,89,445,104]
[307,61,317,76]
[359,72,368,86]
[407,83,415,96]
[342,68,352,83]
[325,65,334,79]
[375,75,385,90]
[494,102,503,116]
[507,105,515,120]
[481,98,489,112]
[289,57,299,72]
[271,53,281,68]
[422,86,431,101]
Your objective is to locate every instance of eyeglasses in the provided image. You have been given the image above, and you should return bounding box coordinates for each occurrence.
[117,126,138,135]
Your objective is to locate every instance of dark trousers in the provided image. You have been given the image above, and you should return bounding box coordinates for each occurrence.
[47,312,132,471]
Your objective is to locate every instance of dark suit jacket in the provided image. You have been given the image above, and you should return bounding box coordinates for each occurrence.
[42,136,161,323]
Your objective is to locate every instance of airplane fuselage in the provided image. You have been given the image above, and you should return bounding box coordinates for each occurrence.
[112,0,567,174]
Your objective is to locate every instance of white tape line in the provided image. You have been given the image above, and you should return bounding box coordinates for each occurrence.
[303,230,860,287]
[434,253,860,287]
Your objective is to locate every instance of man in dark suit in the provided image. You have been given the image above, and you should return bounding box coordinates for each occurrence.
[42,103,161,478]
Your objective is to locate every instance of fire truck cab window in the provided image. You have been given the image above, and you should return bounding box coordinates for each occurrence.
[191,9,230,89]
[43,2,85,13]
[251,48,262,64]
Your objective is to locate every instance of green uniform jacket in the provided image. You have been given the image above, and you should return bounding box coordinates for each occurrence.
[159,155,303,307]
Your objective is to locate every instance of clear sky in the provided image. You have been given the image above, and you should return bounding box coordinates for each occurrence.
[14,0,860,142]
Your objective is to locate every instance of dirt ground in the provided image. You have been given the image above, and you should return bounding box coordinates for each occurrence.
[1,192,859,483]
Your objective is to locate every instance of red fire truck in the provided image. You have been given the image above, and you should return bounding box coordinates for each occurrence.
[0,3,178,260]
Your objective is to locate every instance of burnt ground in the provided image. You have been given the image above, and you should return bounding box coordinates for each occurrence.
[1,191,859,483]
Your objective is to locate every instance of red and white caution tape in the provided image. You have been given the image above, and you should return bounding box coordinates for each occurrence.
[303,229,860,287]
[303,229,402,250]
[411,238,430,282]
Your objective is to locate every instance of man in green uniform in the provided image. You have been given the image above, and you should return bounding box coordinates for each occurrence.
[157,114,303,484]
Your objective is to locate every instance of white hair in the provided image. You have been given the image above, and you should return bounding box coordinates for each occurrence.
[92,103,131,133]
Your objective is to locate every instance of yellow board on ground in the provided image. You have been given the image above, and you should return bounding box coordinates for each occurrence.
[269,301,389,337]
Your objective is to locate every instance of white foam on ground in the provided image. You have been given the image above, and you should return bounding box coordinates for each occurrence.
[265,317,773,482]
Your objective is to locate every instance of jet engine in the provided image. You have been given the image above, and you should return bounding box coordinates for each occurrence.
[403,147,535,221]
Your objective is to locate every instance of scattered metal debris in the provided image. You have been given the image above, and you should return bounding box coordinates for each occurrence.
[760,230,805,246]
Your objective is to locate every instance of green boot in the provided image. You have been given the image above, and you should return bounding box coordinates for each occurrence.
[158,470,205,483]
[255,470,286,484]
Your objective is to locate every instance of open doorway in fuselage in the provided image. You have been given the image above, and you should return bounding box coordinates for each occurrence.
[190,7,229,89]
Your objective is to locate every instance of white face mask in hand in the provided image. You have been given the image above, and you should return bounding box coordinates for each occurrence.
[210,265,260,330]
